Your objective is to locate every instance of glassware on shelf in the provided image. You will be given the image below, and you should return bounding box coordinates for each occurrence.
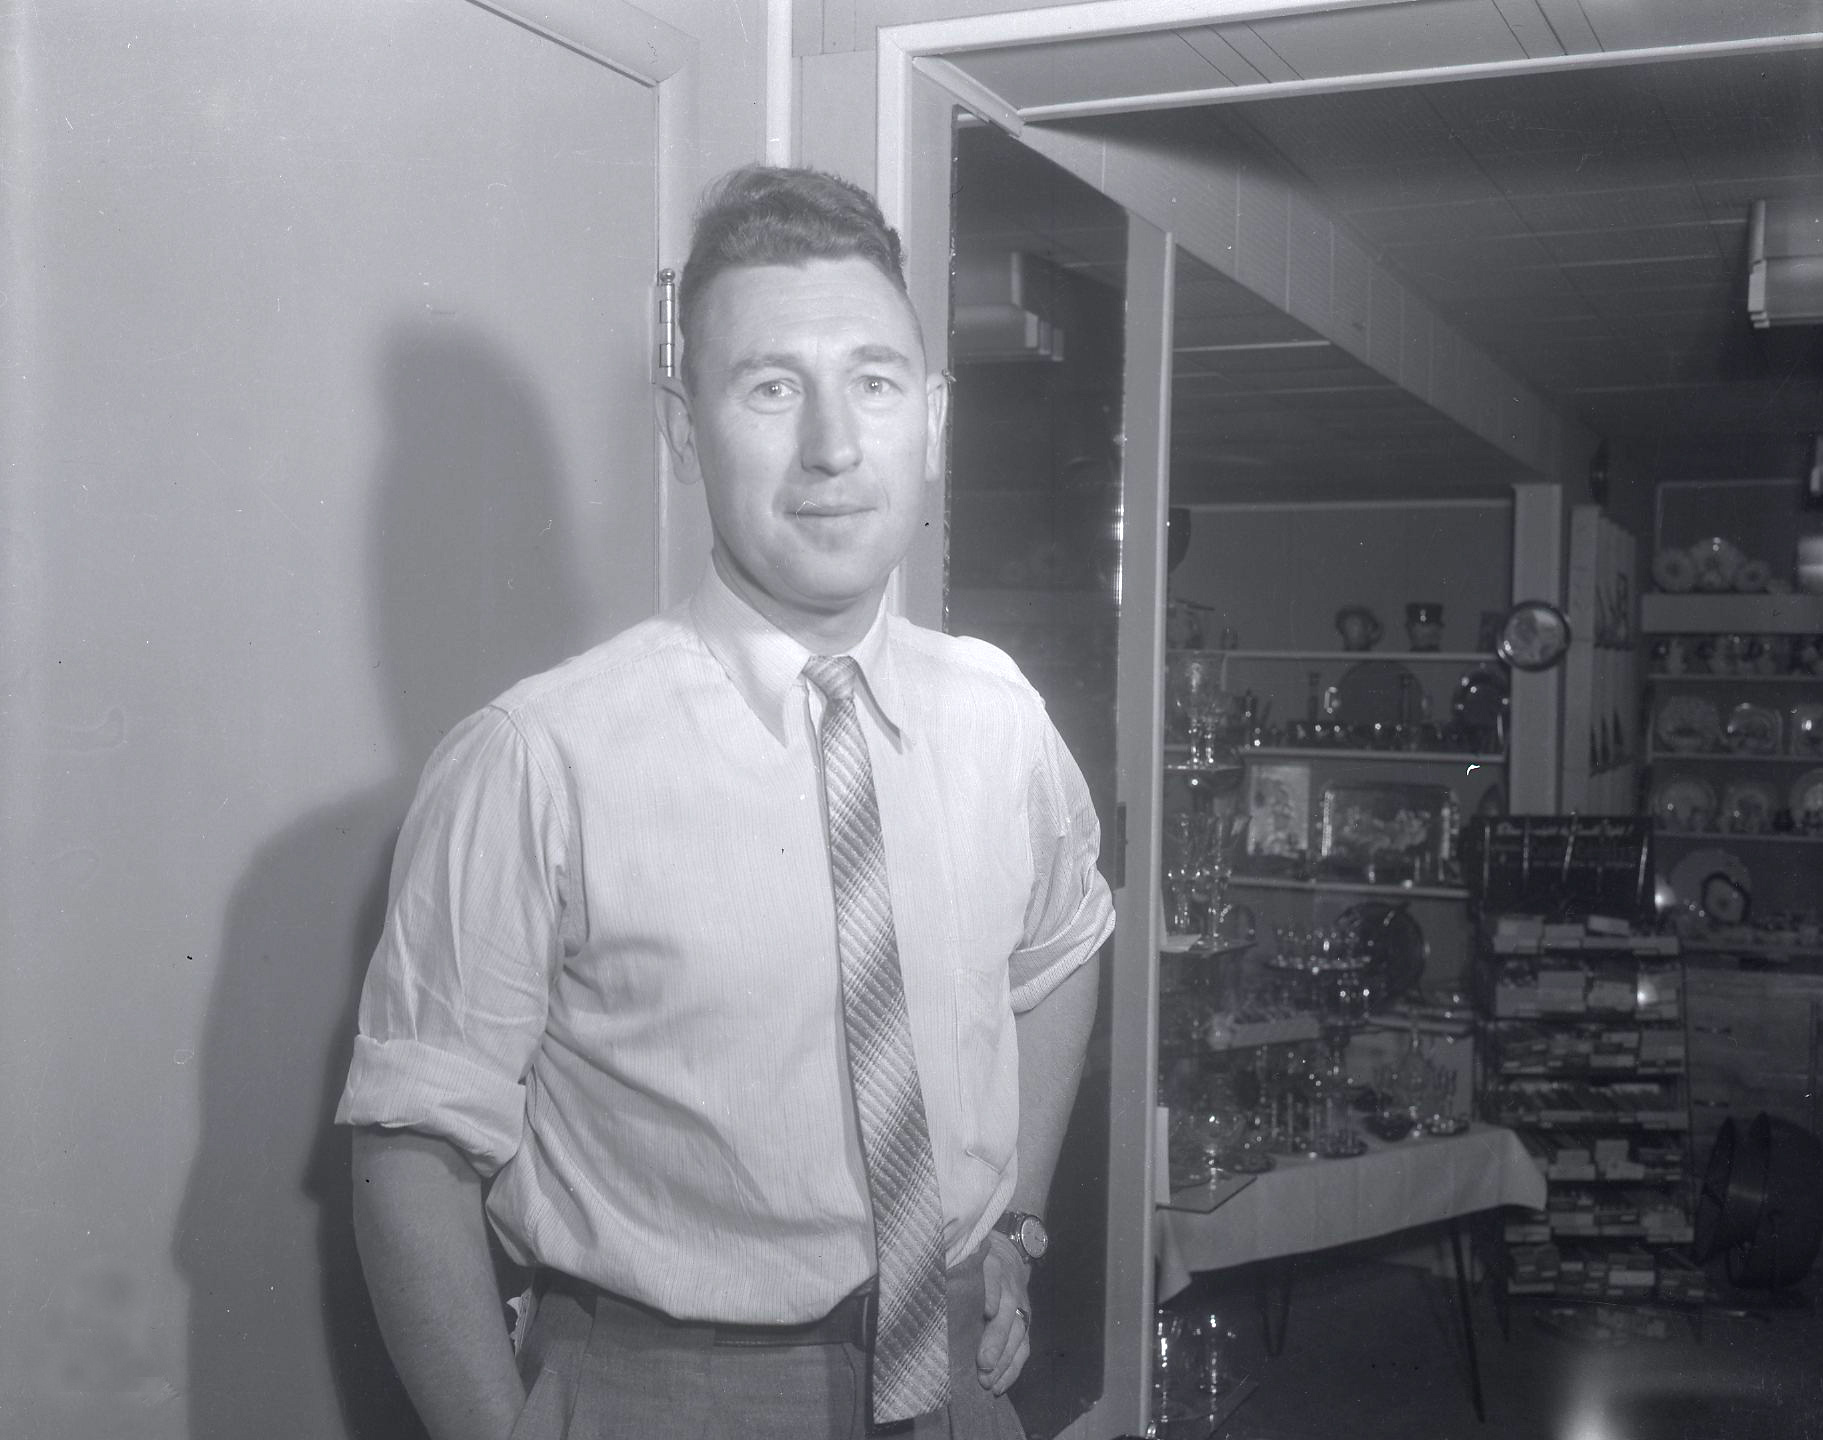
[1163,806,1254,946]
[1151,1307,1245,1433]
[1168,651,1245,768]
[1162,813,1200,936]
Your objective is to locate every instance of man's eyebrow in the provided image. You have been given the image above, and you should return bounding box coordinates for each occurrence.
[727,344,916,380]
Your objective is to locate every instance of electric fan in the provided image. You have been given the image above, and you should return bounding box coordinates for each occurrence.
[1692,1112,1823,1291]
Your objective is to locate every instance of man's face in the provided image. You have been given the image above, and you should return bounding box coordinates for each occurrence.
[661,256,946,649]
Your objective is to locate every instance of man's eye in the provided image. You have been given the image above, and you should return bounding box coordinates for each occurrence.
[754,380,791,400]
[859,376,897,397]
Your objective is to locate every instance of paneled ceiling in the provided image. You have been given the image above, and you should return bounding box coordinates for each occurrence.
[943,9,1823,500]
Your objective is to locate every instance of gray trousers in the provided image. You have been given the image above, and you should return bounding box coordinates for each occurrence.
[508,1243,1027,1440]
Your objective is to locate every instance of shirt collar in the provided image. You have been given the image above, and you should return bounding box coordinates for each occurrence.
[689,563,906,745]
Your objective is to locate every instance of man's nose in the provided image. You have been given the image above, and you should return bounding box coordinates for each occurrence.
[799,390,862,475]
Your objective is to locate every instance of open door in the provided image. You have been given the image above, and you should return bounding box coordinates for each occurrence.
[895,88,1174,1440]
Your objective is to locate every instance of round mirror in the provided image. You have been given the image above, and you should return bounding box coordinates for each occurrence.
[1496,600,1571,671]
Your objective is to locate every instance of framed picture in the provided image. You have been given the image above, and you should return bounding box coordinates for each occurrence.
[1246,763,1310,864]
[1318,781,1459,884]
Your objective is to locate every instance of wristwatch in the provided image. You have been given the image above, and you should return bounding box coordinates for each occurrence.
[994,1210,1050,1264]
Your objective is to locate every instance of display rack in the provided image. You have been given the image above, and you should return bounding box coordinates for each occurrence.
[1639,594,1823,939]
[1474,918,1706,1312]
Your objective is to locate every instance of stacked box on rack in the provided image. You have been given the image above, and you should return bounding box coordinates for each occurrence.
[1476,918,1699,1314]
[1508,1243,1560,1293]
[1504,1209,1551,1246]
[1657,1253,1710,1305]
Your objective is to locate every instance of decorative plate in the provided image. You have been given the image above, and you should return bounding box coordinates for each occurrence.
[1723,702,1783,756]
[1650,775,1717,833]
[1690,536,1746,592]
[1667,847,1751,920]
[1789,702,1823,759]
[1335,901,1428,1003]
[1333,659,1425,728]
[1720,780,1778,835]
[1651,547,1696,594]
[1791,767,1823,824]
[1653,695,1722,754]
[1734,558,1772,594]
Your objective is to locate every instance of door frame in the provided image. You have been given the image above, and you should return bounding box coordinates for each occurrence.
[868,4,1814,1433]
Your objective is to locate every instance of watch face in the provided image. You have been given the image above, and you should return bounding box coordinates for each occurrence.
[1017,1216,1049,1260]
[1497,601,1571,672]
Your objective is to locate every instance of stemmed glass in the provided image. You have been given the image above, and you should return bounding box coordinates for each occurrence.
[1168,652,1241,768]
[1162,813,1200,935]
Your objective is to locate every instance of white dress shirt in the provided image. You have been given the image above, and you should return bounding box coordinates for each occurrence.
[337,567,1114,1324]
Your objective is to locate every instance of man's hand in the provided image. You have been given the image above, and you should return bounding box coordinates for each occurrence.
[975,1230,1032,1395]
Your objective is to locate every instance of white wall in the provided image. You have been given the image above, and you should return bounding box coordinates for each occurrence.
[0,3,706,1434]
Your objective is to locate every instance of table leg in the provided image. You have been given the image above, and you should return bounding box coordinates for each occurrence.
[1475,1213,1511,1342]
[1256,1257,1295,1358]
[1448,1218,1486,1423]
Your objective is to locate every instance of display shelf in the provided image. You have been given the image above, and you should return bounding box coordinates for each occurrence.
[1153,1374,1261,1439]
[1163,760,1247,777]
[1680,939,1823,960]
[1229,874,1469,901]
[1640,592,1823,634]
[1654,829,1823,846]
[1646,672,1823,685]
[1240,746,1504,765]
[1647,748,1820,765]
[1161,1173,1260,1216]
[1168,647,1498,664]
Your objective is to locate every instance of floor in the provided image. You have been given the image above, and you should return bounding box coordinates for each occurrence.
[1161,1251,1823,1440]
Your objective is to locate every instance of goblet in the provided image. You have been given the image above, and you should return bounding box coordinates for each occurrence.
[1168,652,1242,768]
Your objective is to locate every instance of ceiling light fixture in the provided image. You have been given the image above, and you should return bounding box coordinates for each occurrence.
[1747,198,1823,328]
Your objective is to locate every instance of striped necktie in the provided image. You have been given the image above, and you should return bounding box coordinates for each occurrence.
[803,654,950,1424]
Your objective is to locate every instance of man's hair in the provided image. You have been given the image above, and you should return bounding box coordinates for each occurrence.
[678,165,913,390]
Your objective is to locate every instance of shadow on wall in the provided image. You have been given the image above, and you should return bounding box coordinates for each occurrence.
[173,322,600,1438]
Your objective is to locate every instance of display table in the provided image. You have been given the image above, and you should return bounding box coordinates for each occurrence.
[1158,1123,1545,1294]
[1156,1124,1547,1422]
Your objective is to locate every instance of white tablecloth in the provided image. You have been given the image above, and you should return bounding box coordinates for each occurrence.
[1156,1123,1546,1300]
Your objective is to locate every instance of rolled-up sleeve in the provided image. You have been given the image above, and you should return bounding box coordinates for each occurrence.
[335,705,567,1175]
[1007,718,1115,1011]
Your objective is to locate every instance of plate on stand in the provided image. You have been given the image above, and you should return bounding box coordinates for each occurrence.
[1651,775,1716,833]
[1790,703,1823,759]
[1791,768,1823,825]
[1723,702,1782,756]
[1653,695,1721,754]
[1720,780,1777,835]
[1667,847,1751,924]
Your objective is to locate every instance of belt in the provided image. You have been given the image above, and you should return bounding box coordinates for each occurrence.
[544,1271,876,1349]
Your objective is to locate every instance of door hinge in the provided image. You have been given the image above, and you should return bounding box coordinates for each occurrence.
[656,267,677,380]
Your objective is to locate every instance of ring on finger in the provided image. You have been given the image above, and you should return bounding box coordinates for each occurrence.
[1014,1305,1031,1329]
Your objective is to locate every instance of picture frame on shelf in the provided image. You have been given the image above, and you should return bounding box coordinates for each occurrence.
[1316,781,1459,886]
[1244,762,1310,869]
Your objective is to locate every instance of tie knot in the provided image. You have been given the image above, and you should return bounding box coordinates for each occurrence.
[803,654,861,703]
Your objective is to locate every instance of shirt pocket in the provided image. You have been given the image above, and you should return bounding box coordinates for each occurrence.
[952,966,1018,1176]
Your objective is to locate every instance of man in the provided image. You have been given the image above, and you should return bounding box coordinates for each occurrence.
[339,166,1112,1440]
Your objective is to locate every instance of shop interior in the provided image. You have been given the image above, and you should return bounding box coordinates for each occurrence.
[942,36,1823,1440]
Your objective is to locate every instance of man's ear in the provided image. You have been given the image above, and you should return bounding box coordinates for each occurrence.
[655,377,700,485]
[923,369,950,483]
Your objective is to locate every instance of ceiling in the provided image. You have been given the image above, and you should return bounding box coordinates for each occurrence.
[946,21,1823,501]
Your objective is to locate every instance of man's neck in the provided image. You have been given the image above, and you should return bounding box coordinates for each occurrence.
[709,549,885,654]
